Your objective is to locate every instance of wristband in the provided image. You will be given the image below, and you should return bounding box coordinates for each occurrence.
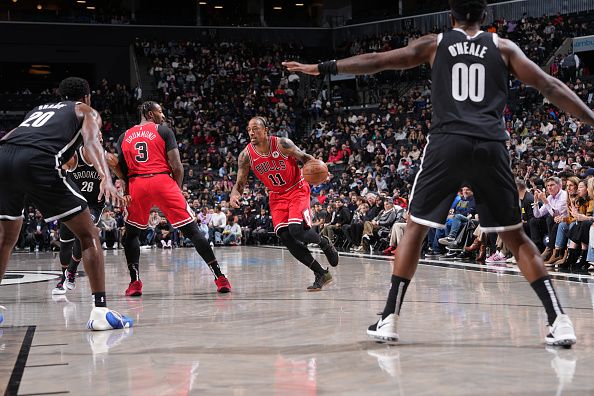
[317,60,338,75]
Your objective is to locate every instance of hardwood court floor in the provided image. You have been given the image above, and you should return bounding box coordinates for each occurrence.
[1,246,594,395]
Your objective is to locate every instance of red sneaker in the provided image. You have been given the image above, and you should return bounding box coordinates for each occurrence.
[215,275,231,293]
[382,246,395,255]
[125,280,143,297]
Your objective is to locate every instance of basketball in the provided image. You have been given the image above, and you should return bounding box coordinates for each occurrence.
[302,159,328,185]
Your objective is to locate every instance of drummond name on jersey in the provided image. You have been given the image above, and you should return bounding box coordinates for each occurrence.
[448,41,488,58]
[125,130,157,144]
[254,159,287,175]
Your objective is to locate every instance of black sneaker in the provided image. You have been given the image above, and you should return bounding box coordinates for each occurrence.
[307,269,332,291]
[456,251,472,260]
[320,236,339,267]
[443,250,459,260]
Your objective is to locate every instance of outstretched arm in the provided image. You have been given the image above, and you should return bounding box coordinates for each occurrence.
[502,38,594,125]
[278,137,315,164]
[282,34,437,76]
[230,149,251,208]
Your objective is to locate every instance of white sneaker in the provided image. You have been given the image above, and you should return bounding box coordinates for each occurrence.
[102,242,107,249]
[161,240,167,248]
[506,256,517,264]
[0,305,5,324]
[545,314,576,346]
[64,270,76,290]
[367,313,399,342]
[87,307,134,331]
[52,281,67,295]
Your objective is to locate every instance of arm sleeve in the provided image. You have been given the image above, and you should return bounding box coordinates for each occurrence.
[157,124,178,152]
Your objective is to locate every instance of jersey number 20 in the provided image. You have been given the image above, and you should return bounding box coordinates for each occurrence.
[19,111,55,128]
[451,63,485,102]
[135,142,149,162]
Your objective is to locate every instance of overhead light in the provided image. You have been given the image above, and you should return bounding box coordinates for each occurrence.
[273,6,282,10]
[199,1,207,4]
[86,5,95,9]
[214,5,222,8]
[295,3,304,5]
[77,0,86,3]
[36,4,42,10]
[12,0,18,3]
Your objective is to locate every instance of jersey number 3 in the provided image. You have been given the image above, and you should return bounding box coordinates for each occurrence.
[451,63,485,102]
[135,142,149,162]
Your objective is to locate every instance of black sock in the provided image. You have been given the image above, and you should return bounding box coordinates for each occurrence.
[93,292,107,308]
[530,276,564,325]
[60,266,67,283]
[308,258,326,275]
[381,275,410,319]
[67,257,81,275]
[128,262,140,282]
[207,260,224,278]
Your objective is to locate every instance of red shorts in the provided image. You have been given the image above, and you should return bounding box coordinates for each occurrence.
[269,181,312,234]
[125,173,195,229]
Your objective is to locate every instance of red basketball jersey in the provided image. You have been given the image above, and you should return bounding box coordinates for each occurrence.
[119,122,173,177]
[247,136,304,193]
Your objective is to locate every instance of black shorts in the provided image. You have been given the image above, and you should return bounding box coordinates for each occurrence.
[409,133,521,232]
[59,205,104,242]
[0,144,88,222]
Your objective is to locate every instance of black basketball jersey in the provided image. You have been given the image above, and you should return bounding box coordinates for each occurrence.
[430,29,508,141]
[2,101,83,165]
[68,147,104,205]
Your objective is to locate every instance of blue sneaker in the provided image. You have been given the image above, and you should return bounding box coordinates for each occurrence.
[87,307,134,331]
[0,305,5,324]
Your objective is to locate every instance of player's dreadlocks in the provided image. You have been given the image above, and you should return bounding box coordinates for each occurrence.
[59,77,90,101]
[449,0,487,23]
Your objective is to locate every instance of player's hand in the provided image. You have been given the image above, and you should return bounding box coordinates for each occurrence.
[99,179,124,207]
[230,194,240,208]
[282,61,320,76]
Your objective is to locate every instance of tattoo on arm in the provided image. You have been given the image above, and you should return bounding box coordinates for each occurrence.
[279,138,314,163]
[232,150,251,196]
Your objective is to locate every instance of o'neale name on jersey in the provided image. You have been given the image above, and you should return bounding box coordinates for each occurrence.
[72,170,100,180]
[38,103,67,110]
[448,42,488,58]
[125,130,157,144]
[254,160,286,175]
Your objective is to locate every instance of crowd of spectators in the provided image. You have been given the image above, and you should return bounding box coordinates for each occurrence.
[4,12,594,268]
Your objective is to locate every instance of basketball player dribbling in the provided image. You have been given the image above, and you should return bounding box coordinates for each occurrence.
[115,101,231,296]
[230,116,339,291]
[0,77,132,330]
[284,0,594,346]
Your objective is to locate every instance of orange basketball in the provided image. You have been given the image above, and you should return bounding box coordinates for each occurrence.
[302,159,328,186]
